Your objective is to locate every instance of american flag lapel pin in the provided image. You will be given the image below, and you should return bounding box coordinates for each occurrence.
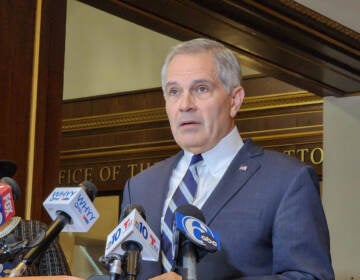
[239,165,248,171]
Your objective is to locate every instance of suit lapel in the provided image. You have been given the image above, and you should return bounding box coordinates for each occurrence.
[201,140,263,225]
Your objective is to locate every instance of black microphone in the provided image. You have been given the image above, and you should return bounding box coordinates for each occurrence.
[173,204,220,280]
[121,204,146,280]
[9,181,98,277]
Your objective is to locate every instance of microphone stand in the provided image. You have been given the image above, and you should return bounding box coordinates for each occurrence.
[109,258,123,280]
[122,241,141,280]
[181,240,198,280]
[99,242,141,280]
[99,253,124,280]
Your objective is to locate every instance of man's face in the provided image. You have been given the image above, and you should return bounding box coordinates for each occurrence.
[164,52,244,154]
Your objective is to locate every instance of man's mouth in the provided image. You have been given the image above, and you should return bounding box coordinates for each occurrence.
[180,121,199,127]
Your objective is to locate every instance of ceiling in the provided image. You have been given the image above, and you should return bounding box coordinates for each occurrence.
[295,0,360,33]
[78,0,360,97]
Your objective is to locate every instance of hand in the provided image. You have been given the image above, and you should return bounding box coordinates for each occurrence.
[148,271,182,280]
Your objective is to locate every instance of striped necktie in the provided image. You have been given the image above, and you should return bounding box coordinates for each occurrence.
[161,154,203,272]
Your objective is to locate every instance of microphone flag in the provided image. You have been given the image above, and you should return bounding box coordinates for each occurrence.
[105,208,160,261]
[173,211,221,253]
[0,183,15,225]
[43,187,99,232]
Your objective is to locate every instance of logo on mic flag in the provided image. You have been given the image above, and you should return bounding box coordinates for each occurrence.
[0,183,15,225]
[43,187,99,232]
[174,212,221,252]
[105,209,160,261]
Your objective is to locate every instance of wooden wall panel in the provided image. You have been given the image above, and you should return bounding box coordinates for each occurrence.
[61,76,323,194]
[0,1,36,217]
[34,0,67,221]
[0,0,66,220]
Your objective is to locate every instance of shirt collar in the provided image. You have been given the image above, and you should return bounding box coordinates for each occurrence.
[183,126,243,174]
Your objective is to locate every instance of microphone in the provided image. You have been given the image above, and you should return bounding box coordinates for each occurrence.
[99,205,146,280]
[104,204,160,280]
[121,204,145,280]
[0,177,21,225]
[9,181,99,277]
[42,181,99,232]
[172,204,220,280]
[98,253,123,280]
[0,177,27,263]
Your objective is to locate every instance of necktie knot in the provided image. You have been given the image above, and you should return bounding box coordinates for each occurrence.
[190,154,203,166]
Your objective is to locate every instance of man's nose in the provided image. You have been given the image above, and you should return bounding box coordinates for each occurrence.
[178,92,196,111]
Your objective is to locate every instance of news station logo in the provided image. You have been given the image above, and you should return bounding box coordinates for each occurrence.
[178,214,220,252]
[0,184,15,225]
[74,193,97,224]
[49,190,77,201]
[104,209,160,261]
[134,218,159,252]
[105,217,133,250]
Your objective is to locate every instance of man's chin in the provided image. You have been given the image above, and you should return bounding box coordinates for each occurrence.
[177,141,207,154]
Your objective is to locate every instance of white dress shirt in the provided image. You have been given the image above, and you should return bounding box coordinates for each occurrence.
[162,126,244,217]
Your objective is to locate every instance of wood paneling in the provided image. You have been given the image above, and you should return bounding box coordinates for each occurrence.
[34,0,67,221]
[61,77,324,193]
[0,1,37,217]
[0,0,66,220]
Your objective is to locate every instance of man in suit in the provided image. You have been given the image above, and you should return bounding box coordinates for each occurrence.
[121,38,334,279]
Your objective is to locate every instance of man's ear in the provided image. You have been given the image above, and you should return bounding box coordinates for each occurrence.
[230,86,245,118]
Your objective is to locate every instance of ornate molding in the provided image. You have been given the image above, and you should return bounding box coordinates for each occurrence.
[62,91,322,132]
[240,91,322,111]
[60,129,322,160]
[277,0,360,41]
[62,107,167,132]
[247,129,322,142]
[61,141,178,159]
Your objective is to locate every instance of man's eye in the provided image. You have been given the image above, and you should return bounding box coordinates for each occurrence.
[167,89,179,96]
[198,86,208,92]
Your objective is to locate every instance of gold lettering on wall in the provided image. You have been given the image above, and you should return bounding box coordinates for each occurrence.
[58,162,153,186]
[310,147,323,165]
[99,165,122,182]
[127,163,152,177]
[58,147,323,186]
[283,147,323,165]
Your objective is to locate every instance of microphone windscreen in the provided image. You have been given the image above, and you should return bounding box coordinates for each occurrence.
[79,181,97,201]
[174,204,205,223]
[173,204,220,260]
[0,177,21,200]
[0,160,17,178]
[121,204,146,221]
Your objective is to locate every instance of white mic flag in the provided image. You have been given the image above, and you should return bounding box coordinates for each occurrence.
[43,187,99,232]
[105,208,160,261]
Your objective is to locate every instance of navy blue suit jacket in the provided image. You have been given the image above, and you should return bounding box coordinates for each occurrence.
[121,139,334,279]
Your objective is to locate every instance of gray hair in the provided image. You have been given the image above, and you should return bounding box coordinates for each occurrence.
[161,38,242,94]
